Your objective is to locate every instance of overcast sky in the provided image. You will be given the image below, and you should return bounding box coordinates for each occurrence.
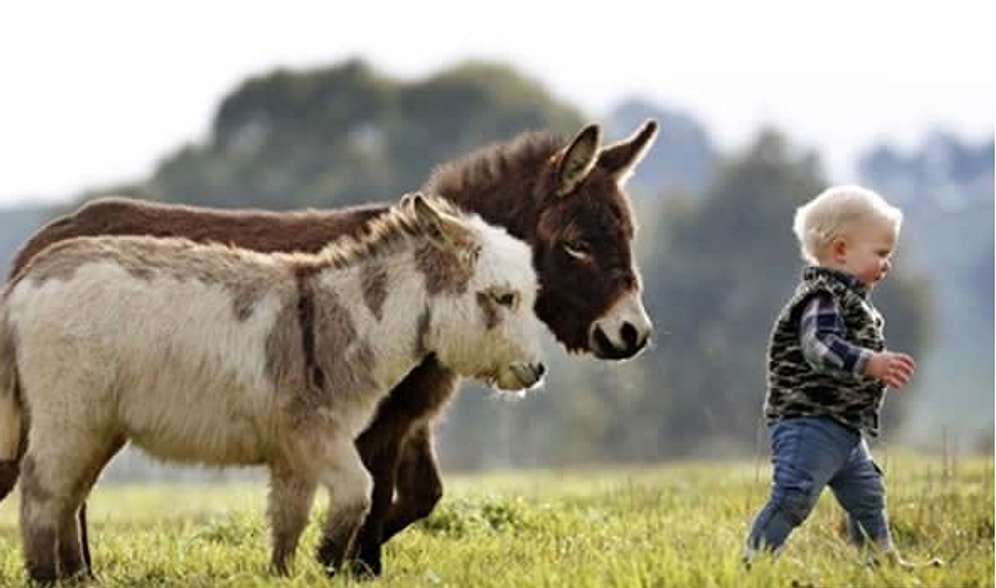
[0,0,992,207]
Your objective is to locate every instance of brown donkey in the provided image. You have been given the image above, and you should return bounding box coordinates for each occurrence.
[1,119,658,576]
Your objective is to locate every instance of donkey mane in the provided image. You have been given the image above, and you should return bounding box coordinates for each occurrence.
[425,131,563,209]
[294,195,468,272]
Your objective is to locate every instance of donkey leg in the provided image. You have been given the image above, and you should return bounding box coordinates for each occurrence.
[349,426,405,577]
[380,424,443,543]
[348,360,457,575]
[56,436,124,580]
[19,431,99,585]
[267,462,317,576]
[314,440,373,577]
[55,505,85,580]
[19,451,60,584]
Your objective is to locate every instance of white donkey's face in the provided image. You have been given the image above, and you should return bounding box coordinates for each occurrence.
[409,195,545,392]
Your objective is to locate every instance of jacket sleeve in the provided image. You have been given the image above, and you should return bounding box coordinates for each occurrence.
[798,293,872,376]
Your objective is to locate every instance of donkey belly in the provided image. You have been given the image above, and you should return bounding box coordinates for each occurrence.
[119,374,274,466]
[102,273,284,465]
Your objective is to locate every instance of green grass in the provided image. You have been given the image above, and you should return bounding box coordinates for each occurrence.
[0,455,991,587]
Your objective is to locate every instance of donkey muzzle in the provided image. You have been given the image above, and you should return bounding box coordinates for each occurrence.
[496,361,546,391]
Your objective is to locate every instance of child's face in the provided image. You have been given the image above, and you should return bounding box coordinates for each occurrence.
[832,220,898,288]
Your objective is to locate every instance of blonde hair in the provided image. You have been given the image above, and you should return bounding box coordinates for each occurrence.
[792,185,903,265]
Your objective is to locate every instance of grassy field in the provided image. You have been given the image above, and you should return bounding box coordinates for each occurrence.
[0,454,991,587]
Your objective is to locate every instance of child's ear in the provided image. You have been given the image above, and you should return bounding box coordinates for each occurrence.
[830,237,847,261]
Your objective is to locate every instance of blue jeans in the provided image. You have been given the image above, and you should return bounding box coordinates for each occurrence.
[746,416,891,554]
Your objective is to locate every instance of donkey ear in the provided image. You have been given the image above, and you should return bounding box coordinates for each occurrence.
[399,191,420,209]
[554,124,602,198]
[411,194,480,255]
[410,193,445,239]
[596,119,659,184]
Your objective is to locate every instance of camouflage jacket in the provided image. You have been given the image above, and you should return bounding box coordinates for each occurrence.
[764,266,886,435]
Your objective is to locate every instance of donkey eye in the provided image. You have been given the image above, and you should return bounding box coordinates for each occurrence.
[493,291,518,308]
[563,240,592,260]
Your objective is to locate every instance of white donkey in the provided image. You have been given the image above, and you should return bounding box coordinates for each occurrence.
[0,193,545,583]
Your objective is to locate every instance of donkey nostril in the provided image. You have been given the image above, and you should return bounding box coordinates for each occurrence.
[592,326,611,352]
[621,322,638,349]
[535,363,546,379]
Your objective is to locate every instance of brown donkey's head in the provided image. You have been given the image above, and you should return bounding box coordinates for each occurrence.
[532,120,658,359]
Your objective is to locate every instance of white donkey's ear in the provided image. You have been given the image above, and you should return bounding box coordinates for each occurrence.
[411,194,480,257]
[410,193,442,233]
[399,191,420,211]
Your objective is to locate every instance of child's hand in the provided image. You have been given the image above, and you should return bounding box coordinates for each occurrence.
[864,351,916,388]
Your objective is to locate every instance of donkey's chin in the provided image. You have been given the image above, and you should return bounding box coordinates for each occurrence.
[490,362,546,393]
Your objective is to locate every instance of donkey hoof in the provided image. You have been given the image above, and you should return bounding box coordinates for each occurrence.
[26,565,59,586]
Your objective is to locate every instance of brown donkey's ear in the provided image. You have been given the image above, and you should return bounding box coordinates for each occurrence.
[597,119,659,184]
[554,124,602,198]
[411,194,480,258]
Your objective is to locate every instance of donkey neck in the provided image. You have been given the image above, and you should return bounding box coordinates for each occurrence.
[300,244,447,405]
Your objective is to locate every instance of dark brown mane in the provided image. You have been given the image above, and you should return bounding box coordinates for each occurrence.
[426,131,563,195]
[423,131,565,235]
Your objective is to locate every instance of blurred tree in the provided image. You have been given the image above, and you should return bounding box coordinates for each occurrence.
[393,60,583,184]
[135,58,584,210]
[606,97,718,198]
[0,204,49,279]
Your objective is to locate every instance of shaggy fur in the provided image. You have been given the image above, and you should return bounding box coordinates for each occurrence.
[0,195,544,582]
[1,119,659,576]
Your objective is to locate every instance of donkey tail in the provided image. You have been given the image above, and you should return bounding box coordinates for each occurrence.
[0,309,25,502]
